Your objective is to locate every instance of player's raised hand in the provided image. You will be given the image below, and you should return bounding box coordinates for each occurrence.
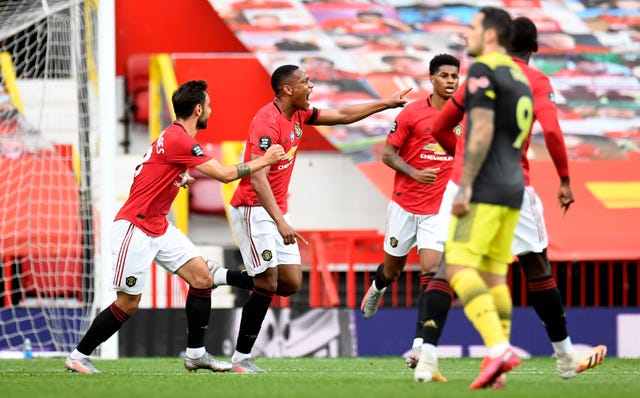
[389,88,413,108]
[264,144,286,164]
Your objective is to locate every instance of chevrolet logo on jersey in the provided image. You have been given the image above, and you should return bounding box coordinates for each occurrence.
[423,142,447,155]
[284,146,298,160]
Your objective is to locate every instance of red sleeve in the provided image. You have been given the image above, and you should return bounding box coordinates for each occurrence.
[432,88,465,155]
[166,133,212,168]
[386,105,411,148]
[248,113,280,157]
[533,75,570,179]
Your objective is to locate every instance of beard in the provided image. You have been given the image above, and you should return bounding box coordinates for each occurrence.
[196,116,208,130]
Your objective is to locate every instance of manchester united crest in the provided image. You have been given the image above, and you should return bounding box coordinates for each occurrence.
[454,124,463,137]
[294,123,303,138]
[125,276,137,287]
[261,250,273,261]
[390,237,398,248]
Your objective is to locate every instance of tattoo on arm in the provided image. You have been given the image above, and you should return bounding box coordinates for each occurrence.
[460,108,493,186]
[383,147,414,177]
[391,152,414,177]
[463,141,489,183]
[236,163,250,179]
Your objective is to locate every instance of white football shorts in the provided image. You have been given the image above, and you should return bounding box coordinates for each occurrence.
[383,200,444,256]
[111,219,201,295]
[229,205,301,277]
[512,185,548,256]
[436,181,548,255]
[436,180,457,246]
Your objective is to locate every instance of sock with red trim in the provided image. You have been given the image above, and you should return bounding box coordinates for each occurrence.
[235,287,275,354]
[528,275,569,342]
[76,302,130,356]
[373,263,390,291]
[414,272,435,338]
[186,287,212,349]
[419,278,454,346]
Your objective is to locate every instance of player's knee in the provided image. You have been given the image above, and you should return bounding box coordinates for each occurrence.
[190,268,214,290]
[277,279,301,296]
[518,251,551,280]
[522,265,549,280]
[420,262,440,275]
[277,285,300,297]
[115,294,141,315]
[381,265,403,282]
[254,275,278,292]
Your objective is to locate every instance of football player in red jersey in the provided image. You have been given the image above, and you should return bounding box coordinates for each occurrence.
[359,54,462,384]
[429,16,606,387]
[64,80,285,374]
[224,65,410,373]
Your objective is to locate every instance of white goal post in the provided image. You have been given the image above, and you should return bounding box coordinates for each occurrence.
[0,0,115,358]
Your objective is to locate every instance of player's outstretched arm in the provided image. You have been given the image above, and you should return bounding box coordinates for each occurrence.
[194,144,285,183]
[313,88,411,126]
[431,92,464,155]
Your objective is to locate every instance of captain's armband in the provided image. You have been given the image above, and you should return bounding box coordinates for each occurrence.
[236,163,250,178]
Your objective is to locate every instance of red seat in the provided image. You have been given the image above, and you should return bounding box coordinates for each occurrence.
[126,54,151,124]
[188,143,226,214]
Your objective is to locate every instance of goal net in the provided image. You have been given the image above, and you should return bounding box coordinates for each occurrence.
[0,0,99,358]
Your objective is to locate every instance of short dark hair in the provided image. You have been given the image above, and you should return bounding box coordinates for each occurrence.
[429,53,460,75]
[479,7,512,49]
[509,16,538,54]
[271,64,299,94]
[172,80,207,119]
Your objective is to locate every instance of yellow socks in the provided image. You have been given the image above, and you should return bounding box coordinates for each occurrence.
[450,268,508,348]
[489,284,512,340]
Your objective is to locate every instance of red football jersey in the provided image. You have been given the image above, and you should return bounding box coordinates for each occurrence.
[386,97,457,214]
[230,101,318,214]
[446,89,466,185]
[433,58,569,186]
[115,122,212,236]
[513,57,569,184]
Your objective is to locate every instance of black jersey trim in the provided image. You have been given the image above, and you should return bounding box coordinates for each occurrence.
[451,96,465,112]
[307,107,319,124]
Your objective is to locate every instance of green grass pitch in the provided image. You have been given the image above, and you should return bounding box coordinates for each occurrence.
[1,356,639,398]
